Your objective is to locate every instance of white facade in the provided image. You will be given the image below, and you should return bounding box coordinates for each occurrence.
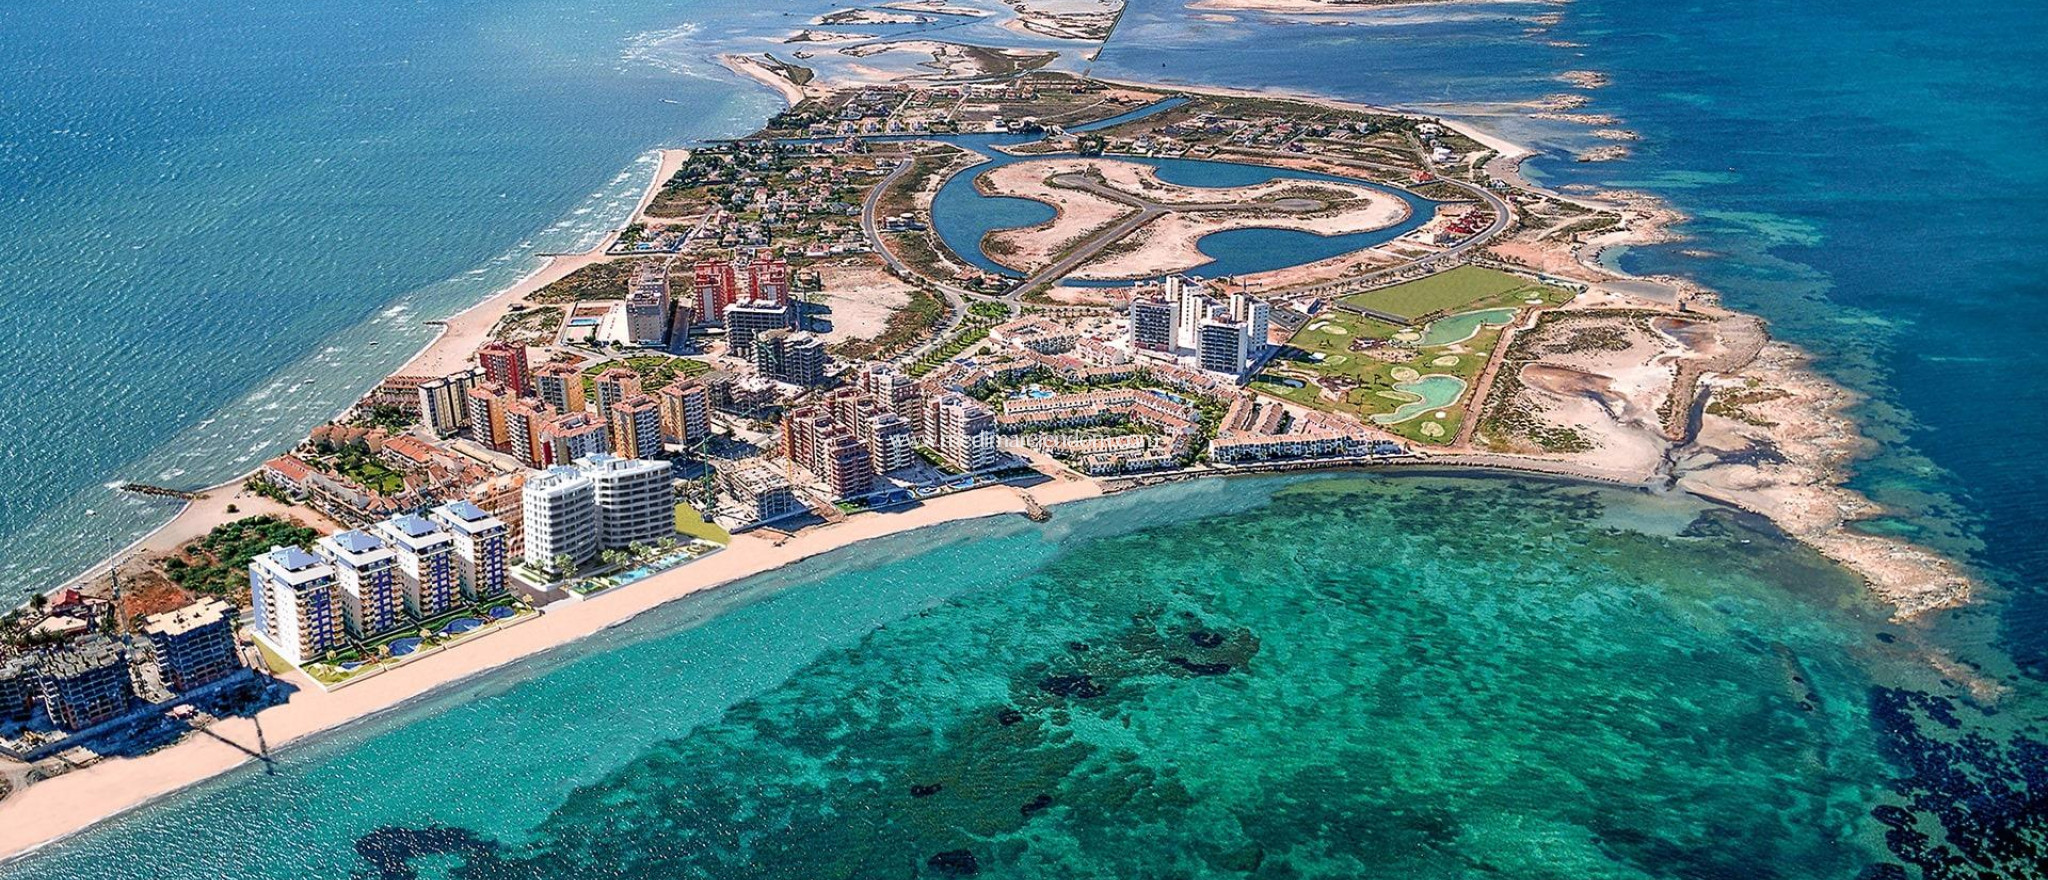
[432,500,511,601]
[522,466,600,567]
[249,546,344,666]
[316,530,403,639]
[376,514,461,619]
[581,454,673,550]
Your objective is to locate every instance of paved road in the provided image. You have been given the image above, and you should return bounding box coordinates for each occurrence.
[860,156,980,365]
[855,140,1519,355]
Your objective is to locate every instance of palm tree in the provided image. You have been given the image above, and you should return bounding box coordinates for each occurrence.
[599,549,629,571]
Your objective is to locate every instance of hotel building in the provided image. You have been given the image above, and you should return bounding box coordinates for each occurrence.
[250,545,345,666]
[432,500,511,601]
[138,597,242,693]
[38,636,134,732]
[317,529,404,638]
[377,514,462,619]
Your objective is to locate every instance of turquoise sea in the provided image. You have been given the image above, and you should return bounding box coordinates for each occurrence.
[5,0,2047,876]
[0,475,1972,878]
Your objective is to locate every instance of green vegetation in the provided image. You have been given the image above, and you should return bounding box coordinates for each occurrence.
[493,305,564,346]
[580,354,712,396]
[1340,265,1551,323]
[350,404,415,433]
[330,445,405,494]
[1705,377,1790,428]
[244,475,295,505]
[673,504,732,545]
[533,259,659,304]
[1256,272,1572,445]
[915,446,964,475]
[162,516,318,600]
[906,301,1013,377]
[831,286,947,361]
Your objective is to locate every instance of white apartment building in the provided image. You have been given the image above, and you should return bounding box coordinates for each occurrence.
[249,545,345,666]
[376,513,462,619]
[316,529,403,639]
[923,393,1001,472]
[581,454,673,550]
[522,466,599,567]
[431,500,511,601]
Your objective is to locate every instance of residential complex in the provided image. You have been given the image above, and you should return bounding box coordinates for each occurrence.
[317,529,403,639]
[431,500,511,602]
[584,454,675,551]
[922,392,1001,473]
[1127,276,1271,380]
[37,637,134,732]
[378,513,462,619]
[250,545,345,666]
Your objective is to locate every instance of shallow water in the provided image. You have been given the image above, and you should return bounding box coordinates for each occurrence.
[2,474,1955,879]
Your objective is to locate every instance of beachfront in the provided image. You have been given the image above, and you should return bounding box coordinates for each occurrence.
[0,23,1976,867]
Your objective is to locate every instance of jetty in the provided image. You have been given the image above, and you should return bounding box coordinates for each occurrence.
[114,482,200,501]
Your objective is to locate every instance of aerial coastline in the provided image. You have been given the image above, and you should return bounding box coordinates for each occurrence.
[0,1,1981,865]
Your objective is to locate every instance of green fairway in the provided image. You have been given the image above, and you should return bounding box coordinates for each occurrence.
[1254,270,1576,445]
[1342,265,1567,323]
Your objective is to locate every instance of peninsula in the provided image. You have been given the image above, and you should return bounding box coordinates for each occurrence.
[0,6,1970,865]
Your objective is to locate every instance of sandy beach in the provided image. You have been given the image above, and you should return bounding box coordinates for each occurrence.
[41,147,688,603]
[0,66,1980,865]
[0,477,1102,861]
[718,54,809,107]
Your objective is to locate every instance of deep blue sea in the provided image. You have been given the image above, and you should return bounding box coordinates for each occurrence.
[5,0,2047,876]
